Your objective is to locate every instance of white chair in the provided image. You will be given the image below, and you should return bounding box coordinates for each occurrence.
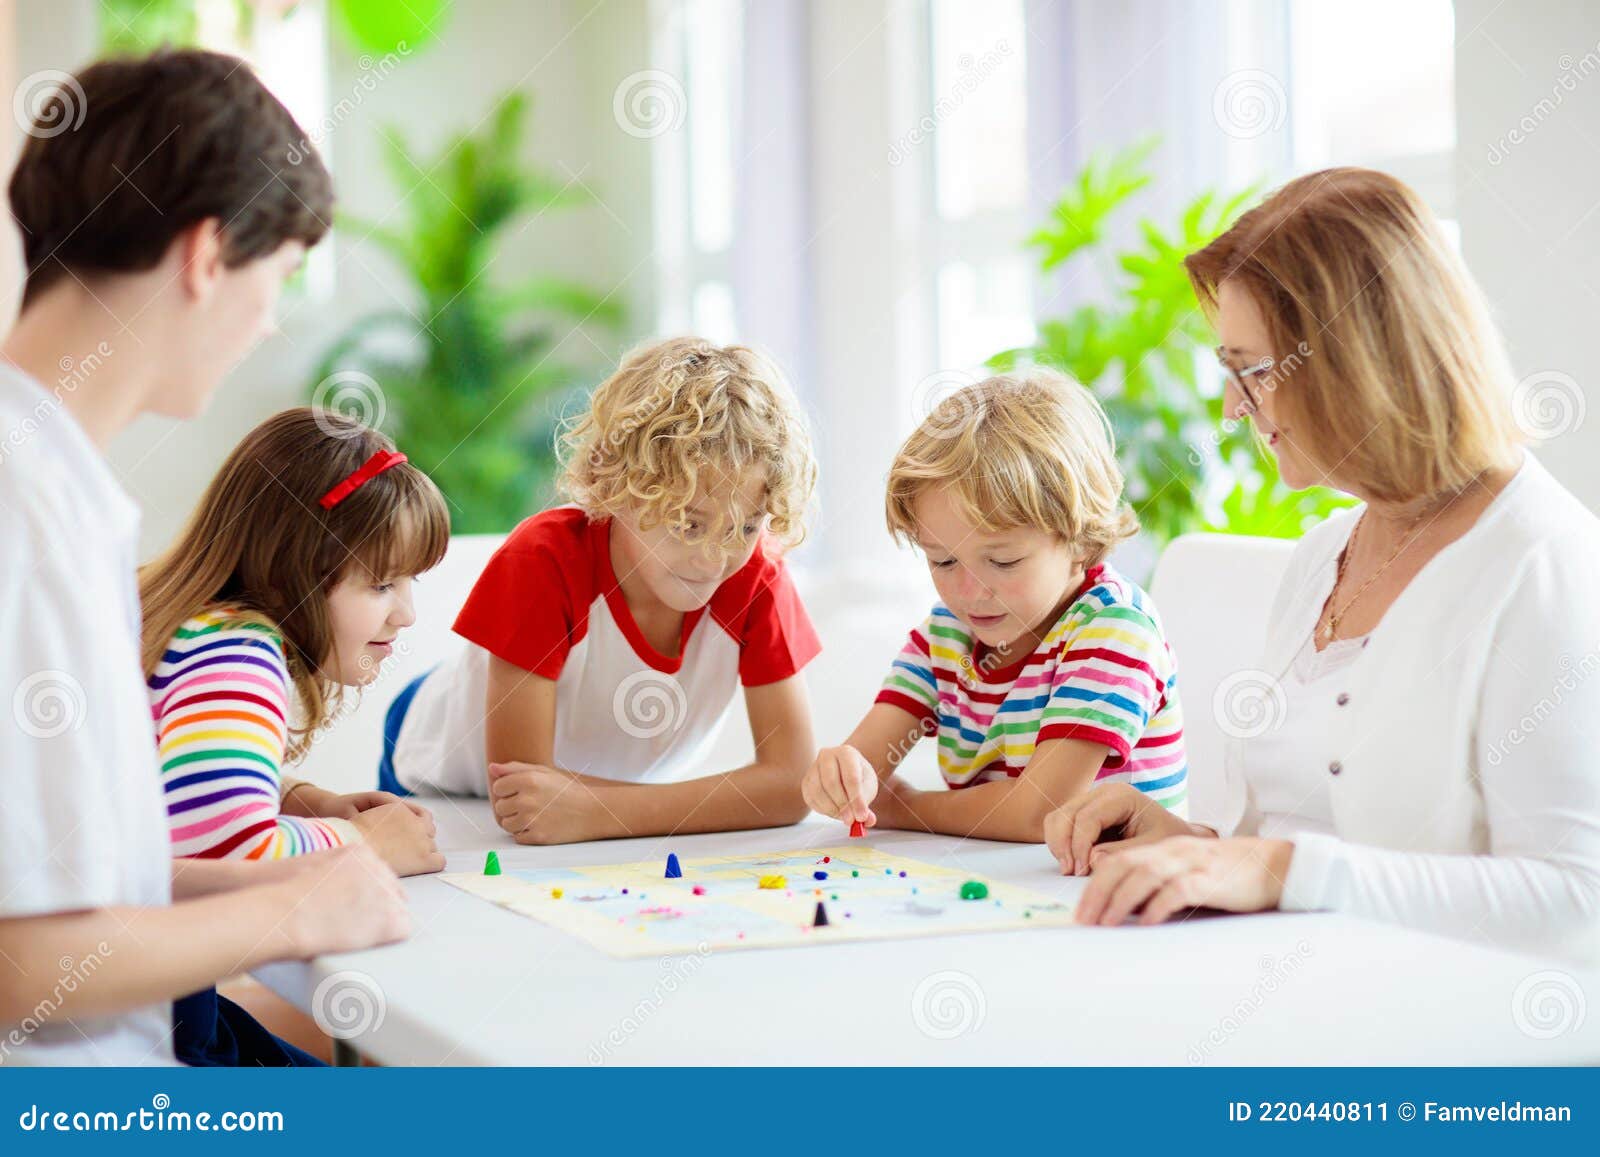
[1147,533,1296,824]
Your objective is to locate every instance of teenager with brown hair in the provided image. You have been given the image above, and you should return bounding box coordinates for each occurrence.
[0,49,413,1066]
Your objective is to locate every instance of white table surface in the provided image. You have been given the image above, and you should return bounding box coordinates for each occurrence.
[254,799,1600,1065]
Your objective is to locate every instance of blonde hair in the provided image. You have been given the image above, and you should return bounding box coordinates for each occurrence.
[1184,167,1522,504]
[140,409,450,761]
[885,370,1138,566]
[557,336,817,556]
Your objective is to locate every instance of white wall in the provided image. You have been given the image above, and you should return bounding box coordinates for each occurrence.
[1455,0,1600,512]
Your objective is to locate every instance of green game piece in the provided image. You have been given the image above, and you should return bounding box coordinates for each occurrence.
[959,879,988,901]
[851,870,859,877]
[484,851,502,876]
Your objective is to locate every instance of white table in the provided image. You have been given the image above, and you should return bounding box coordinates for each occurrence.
[254,799,1600,1065]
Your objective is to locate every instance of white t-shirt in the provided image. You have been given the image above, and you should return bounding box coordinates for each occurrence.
[0,365,176,1065]
[393,507,821,795]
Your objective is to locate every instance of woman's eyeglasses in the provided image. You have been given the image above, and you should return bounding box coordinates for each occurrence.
[1215,346,1277,413]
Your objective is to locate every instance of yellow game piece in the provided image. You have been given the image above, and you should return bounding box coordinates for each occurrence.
[758,874,787,889]
[552,887,564,899]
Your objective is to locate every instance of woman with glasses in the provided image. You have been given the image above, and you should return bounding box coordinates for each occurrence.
[1043,167,1600,964]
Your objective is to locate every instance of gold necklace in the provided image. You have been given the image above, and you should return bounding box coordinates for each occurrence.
[1317,500,1438,644]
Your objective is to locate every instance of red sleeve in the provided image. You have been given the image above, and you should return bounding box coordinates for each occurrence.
[451,512,589,680]
[715,548,822,686]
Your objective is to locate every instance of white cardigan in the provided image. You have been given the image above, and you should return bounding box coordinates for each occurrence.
[1210,454,1600,964]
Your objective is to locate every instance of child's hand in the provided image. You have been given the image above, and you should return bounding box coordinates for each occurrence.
[487,762,607,845]
[283,782,429,822]
[324,790,430,821]
[350,801,446,877]
[1044,782,1193,876]
[802,745,879,826]
[276,844,413,957]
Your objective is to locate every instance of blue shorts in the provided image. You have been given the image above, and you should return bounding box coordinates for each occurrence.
[174,987,324,1067]
[375,670,431,797]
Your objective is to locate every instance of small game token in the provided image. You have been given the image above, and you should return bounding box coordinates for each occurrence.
[665,853,683,879]
[813,870,828,880]
[551,887,563,899]
[849,820,865,838]
[813,901,829,928]
[758,874,786,889]
[959,880,989,901]
[483,851,501,876]
[692,885,706,896]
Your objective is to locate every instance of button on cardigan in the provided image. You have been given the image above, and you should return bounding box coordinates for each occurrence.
[1205,454,1600,964]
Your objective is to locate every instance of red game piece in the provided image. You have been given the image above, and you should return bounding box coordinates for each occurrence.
[849,819,865,838]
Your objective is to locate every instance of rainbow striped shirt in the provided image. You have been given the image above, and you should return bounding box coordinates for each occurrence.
[148,609,356,858]
[875,564,1187,812]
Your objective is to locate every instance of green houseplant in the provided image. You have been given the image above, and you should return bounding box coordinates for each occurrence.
[990,140,1352,546]
[310,93,624,531]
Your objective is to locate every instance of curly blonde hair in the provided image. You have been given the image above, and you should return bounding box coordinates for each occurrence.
[558,337,817,556]
[886,370,1138,566]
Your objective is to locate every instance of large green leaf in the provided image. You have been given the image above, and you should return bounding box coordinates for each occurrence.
[991,139,1347,556]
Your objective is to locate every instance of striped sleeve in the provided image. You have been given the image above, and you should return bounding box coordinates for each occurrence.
[149,613,357,859]
[874,614,939,725]
[1036,603,1170,768]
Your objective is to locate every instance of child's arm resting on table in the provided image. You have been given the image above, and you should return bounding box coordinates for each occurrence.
[802,703,1110,842]
[874,736,1112,842]
[484,655,817,843]
[0,845,409,1026]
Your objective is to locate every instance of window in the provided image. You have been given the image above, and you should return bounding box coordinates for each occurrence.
[651,0,744,343]
[901,0,1036,409]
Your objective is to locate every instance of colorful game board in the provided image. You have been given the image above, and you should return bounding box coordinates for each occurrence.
[440,845,1078,958]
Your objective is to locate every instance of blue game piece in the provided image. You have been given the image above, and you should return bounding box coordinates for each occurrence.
[665,853,683,879]
[813,870,828,880]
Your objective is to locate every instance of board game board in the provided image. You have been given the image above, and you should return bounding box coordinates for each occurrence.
[440,844,1078,958]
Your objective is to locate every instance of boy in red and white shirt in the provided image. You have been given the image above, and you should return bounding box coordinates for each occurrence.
[382,337,822,844]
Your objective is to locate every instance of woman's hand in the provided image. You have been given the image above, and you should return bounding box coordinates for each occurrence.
[1044,782,1196,875]
[349,801,445,876]
[801,745,879,826]
[1075,835,1294,926]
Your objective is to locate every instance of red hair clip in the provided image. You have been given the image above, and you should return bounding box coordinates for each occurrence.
[319,449,408,510]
